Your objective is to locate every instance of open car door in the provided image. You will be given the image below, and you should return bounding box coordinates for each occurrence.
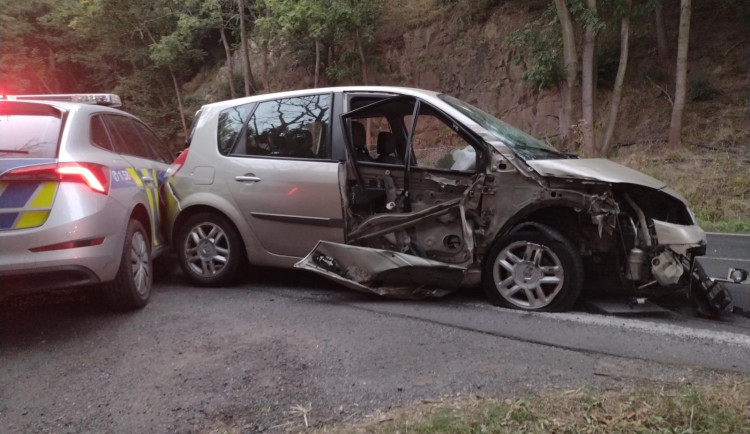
[295,94,489,297]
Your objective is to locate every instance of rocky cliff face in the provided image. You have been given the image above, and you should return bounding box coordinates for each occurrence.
[190,0,747,152]
[191,1,561,140]
[379,1,561,140]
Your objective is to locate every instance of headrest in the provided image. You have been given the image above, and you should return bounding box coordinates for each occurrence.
[351,122,366,150]
[377,132,397,155]
[287,129,313,149]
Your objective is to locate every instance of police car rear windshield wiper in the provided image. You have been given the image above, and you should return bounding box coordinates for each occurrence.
[0,149,30,154]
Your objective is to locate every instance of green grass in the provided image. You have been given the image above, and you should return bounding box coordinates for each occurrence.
[613,146,750,234]
[699,219,750,234]
[316,380,750,434]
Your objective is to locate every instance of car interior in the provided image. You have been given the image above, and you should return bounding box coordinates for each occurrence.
[340,94,486,265]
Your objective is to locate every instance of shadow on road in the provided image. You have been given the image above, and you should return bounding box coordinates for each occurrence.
[0,255,177,350]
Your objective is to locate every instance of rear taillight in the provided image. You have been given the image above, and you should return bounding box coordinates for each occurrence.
[166,148,189,178]
[0,162,110,194]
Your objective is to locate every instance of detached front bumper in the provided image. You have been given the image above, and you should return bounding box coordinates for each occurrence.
[295,241,466,299]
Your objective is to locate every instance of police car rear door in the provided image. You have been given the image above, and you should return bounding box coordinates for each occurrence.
[101,113,172,253]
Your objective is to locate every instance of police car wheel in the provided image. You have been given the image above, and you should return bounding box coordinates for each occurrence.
[177,212,243,287]
[103,219,152,310]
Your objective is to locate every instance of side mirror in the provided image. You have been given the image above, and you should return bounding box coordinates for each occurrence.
[728,268,749,284]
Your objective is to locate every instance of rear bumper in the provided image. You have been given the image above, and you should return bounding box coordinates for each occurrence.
[0,184,128,286]
[0,265,100,292]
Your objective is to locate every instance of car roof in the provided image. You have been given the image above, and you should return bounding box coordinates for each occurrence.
[202,86,443,111]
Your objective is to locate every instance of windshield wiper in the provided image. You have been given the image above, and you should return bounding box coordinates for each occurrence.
[0,149,30,154]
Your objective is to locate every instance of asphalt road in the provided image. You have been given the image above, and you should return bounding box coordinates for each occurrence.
[701,233,750,309]
[1,234,749,433]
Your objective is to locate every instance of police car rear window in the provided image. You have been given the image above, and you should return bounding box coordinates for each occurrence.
[0,102,62,159]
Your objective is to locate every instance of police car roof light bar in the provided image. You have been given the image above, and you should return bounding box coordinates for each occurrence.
[2,94,122,108]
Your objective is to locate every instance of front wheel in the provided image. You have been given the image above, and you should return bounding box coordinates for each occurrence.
[482,226,584,312]
[176,212,244,286]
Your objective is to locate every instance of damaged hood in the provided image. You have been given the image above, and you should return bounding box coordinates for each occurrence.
[527,159,667,190]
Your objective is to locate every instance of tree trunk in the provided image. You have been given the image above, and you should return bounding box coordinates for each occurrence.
[261,41,271,93]
[554,0,577,149]
[237,0,256,96]
[582,0,597,156]
[142,27,187,137]
[261,4,271,93]
[314,38,321,88]
[655,4,668,62]
[601,0,631,155]
[668,0,691,150]
[354,30,369,85]
[219,25,236,99]
[168,66,188,138]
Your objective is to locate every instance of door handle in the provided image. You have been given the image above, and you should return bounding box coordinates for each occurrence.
[141,175,155,184]
[235,175,261,183]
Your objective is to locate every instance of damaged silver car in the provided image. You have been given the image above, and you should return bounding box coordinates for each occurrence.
[165,87,731,316]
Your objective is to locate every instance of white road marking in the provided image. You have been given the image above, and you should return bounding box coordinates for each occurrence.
[701,257,750,262]
[478,304,750,348]
[707,232,750,237]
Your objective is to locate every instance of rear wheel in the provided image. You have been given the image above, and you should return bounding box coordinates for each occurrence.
[103,219,152,310]
[176,212,243,286]
[482,226,584,312]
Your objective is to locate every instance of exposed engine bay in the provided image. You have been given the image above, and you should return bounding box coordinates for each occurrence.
[298,149,732,317]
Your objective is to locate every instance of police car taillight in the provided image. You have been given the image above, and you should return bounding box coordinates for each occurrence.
[0,162,110,195]
[4,94,122,108]
[166,148,189,177]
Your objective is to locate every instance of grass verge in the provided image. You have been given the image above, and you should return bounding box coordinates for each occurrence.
[614,144,750,234]
[699,219,750,235]
[317,379,750,433]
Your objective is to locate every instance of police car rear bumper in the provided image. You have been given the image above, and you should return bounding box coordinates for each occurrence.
[0,186,128,289]
[0,265,100,292]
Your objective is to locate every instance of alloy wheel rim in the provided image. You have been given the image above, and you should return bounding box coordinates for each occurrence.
[492,241,564,309]
[184,222,230,277]
[130,231,151,296]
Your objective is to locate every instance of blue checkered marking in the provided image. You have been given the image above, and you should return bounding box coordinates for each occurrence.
[0,212,18,229]
[0,182,39,208]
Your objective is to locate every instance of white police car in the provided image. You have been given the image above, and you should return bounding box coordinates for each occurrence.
[0,94,173,309]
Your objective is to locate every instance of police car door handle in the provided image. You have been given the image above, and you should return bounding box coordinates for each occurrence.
[141,175,155,184]
[235,174,261,183]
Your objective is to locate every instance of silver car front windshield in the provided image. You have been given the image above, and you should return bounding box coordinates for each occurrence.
[438,94,566,160]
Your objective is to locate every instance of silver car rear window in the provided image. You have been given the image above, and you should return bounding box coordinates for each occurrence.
[0,102,62,159]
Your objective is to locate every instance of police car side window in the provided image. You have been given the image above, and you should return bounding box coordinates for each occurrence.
[90,115,114,151]
[132,120,173,163]
[104,115,156,160]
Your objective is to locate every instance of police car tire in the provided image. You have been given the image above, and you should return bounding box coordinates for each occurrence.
[176,212,244,287]
[103,219,152,310]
